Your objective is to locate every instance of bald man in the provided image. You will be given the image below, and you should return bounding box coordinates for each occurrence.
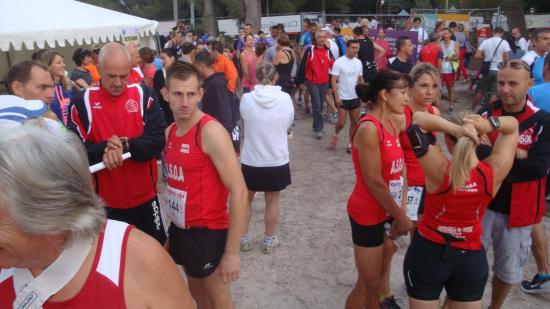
[68,42,168,244]
[127,43,144,84]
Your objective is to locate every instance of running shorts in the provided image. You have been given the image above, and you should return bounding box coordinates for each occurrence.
[106,196,167,245]
[441,73,456,87]
[403,231,489,302]
[349,216,392,247]
[339,98,360,111]
[169,225,228,278]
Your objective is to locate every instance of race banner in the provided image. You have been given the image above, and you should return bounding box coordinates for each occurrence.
[261,15,301,34]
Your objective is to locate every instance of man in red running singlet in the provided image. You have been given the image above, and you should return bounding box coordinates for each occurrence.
[162,62,249,308]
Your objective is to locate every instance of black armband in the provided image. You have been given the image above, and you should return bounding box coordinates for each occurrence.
[406,124,436,158]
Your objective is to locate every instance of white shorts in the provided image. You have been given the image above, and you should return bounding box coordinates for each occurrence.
[406,186,425,221]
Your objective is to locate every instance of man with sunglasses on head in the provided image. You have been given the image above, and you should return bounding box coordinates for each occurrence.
[479,60,550,308]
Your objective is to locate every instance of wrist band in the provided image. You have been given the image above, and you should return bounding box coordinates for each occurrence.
[407,124,436,158]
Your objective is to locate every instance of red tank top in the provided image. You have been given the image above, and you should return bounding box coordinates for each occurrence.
[419,161,494,250]
[0,220,132,309]
[400,105,436,186]
[348,115,404,225]
[164,115,229,229]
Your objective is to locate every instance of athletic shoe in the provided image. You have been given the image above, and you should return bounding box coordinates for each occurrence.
[315,131,323,140]
[346,144,352,154]
[448,106,454,113]
[379,295,403,309]
[330,134,338,148]
[240,235,252,252]
[304,108,311,115]
[262,236,279,254]
[330,112,338,124]
[521,273,550,294]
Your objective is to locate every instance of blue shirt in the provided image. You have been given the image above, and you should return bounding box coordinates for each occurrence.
[532,56,545,86]
[299,31,311,46]
[529,83,550,113]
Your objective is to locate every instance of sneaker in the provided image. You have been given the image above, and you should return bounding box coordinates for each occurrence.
[346,144,352,154]
[261,236,279,254]
[448,106,454,113]
[330,112,338,124]
[521,273,550,294]
[315,131,323,140]
[240,235,252,252]
[379,295,403,309]
[303,108,311,115]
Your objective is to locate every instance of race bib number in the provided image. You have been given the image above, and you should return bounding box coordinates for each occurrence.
[165,185,187,229]
[389,177,403,207]
[406,186,424,221]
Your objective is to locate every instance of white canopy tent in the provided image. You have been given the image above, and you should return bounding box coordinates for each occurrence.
[0,0,159,88]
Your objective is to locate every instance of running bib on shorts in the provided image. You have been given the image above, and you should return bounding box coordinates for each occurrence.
[389,177,403,207]
[406,186,424,221]
[165,185,187,229]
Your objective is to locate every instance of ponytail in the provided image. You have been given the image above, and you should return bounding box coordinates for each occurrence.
[449,136,476,190]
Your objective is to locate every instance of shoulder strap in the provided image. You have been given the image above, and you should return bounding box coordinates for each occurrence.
[475,164,492,197]
[490,39,504,61]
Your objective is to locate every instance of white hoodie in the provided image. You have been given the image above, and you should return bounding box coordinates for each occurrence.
[240,85,294,167]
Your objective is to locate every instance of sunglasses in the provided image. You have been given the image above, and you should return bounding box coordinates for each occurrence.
[497,60,530,72]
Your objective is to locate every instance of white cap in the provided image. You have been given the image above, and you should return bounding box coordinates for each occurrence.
[0,95,46,127]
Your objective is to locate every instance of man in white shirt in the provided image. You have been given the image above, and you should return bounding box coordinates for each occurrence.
[411,17,429,53]
[472,27,511,110]
[329,40,364,152]
[522,28,550,66]
[512,27,529,52]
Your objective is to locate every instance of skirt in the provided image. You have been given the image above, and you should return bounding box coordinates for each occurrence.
[241,163,291,192]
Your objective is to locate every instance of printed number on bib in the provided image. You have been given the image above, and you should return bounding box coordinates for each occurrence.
[389,177,403,206]
[165,185,187,229]
[406,186,424,221]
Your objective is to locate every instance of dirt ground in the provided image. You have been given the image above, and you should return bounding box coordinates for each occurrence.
[227,82,550,308]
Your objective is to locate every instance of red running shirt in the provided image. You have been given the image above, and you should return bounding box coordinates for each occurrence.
[400,105,436,186]
[348,115,404,225]
[419,161,494,250]
[419,43,443,69]
[0,220,132,309]
[164,115,229,229]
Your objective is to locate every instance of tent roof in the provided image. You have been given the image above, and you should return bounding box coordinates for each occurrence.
[0,0,158,51]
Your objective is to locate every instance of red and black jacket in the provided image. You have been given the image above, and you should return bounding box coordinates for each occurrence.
[68,83,166,209]
[479,98,550,227]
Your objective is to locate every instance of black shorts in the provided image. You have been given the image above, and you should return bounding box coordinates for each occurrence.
[339,98,360,110]
[106,196,167,245]
[349,216,392,247]
[403,232,489,302]
[169,225,228,278]
[242,163,291,192]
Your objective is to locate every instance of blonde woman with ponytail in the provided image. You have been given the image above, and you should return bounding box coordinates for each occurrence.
[402,111,518,309]
[239,62,294,254]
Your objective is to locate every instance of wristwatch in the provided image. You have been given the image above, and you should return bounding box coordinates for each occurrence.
[488,116,501,130]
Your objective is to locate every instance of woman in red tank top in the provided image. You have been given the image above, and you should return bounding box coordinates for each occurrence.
[345,70,413,309]
[403,112,518,308]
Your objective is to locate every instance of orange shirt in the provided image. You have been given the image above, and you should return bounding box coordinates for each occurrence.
[85,63,100,84]
[212,55,237,93]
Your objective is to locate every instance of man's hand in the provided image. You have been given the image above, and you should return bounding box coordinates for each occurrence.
[218,252,240,285]
[391,215,413,238]
[335,97,342,107]
[103,135,124,170]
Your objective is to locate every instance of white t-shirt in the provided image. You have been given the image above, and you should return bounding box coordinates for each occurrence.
[412,27,428,44]
[517,37,529,52]
[331,56,363,100]
[522,50,544,66]
[369,19,378,30]
[478,37,511,71]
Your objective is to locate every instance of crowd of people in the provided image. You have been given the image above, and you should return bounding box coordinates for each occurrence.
[0,15,550,309]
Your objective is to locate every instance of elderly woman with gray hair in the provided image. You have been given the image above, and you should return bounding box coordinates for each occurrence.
[239,62,294,254]
[0,122,194,308]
